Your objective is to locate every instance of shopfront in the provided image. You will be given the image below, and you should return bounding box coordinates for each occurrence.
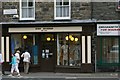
[2,22,95,73]
[97,23,120,72]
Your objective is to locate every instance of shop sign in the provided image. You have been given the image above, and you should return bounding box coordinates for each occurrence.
[9,27,82,33]
[3,9,17,14]
[97,24,120,36]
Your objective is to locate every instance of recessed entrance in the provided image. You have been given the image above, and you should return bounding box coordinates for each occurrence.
[40,33,56,72]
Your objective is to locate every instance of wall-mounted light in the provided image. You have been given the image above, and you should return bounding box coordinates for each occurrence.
[47,37,51,41]
[23,35,27,39]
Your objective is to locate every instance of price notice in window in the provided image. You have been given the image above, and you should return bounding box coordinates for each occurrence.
[97,24,120,36]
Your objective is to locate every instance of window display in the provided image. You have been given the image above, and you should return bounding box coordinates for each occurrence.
[57,33,81,66]
[11,34,38,65]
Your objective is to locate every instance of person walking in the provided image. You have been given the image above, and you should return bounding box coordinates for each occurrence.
[0,51,4,75]
[14,50,20,74]
[0,52,3,64]
[21,50,31,74]
[8,54,20,76]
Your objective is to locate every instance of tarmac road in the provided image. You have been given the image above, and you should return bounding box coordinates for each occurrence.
[1,72,120,80]
[2,77,119,80]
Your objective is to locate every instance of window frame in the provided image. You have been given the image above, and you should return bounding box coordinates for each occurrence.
[19,0,35,20]
[54,0,71,20]
[118,0,120,9]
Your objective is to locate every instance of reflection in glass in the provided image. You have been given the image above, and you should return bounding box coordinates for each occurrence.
[56,0,70,17]
[28,0,33,7]
[22,8,27,18]
[11,34,38,65]
[28,8,34,17]
[56,7,62,17]
[102,38,119,63]
[58,34,68,66]
[56,0,62,5]
[69,34,81,66]
[57,33,81,66]
[21,0,34,18]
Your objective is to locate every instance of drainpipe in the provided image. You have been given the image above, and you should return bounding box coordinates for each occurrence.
[92,31,97,73]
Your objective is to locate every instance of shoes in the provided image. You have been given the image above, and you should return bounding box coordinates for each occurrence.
[24,72,29,74]
[17,74,21,77]
[8,74,21,77]
[2,73,5,75]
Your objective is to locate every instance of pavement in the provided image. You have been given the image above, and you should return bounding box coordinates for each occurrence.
[1,72,120,78]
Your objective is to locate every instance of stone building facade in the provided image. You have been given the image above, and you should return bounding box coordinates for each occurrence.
[0,0,120,73]
[92,2,120,20]
[0,2,120,21]
[1,2,92,21]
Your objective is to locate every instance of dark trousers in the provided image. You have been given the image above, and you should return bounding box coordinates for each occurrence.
[0,64,5,75]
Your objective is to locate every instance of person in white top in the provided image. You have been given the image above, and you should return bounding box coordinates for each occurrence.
[0,51,4,75]
[14,50,21,76]
[15,50,20,63]
[21,50,31,74]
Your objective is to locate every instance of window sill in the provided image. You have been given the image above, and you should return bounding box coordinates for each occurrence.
[56,65,80,68]
[19,18,35,21]
[54,17,71,20]
[18,20,35,22]
[53,19,72,22]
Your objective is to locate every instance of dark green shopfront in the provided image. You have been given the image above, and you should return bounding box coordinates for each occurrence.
[97,23,120,72]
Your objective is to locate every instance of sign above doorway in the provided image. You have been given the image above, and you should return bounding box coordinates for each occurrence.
[9,27,82,33]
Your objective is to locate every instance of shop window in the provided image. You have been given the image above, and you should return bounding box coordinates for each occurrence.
[101,38,119,63]
[20,0,35,20]
[57,33,81,66]
[11,34,38,65]
[54,0,71,20]
[118,0,120,9]
[41,34,55,42]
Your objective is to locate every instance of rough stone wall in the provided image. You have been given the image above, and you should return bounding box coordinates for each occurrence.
[0,1,3,22]
[92,2,120,20]
[35,2,54,21]
[1,2,92,22]
[2,2,19,22]
[1,2,120,22]
[71,2,92,20]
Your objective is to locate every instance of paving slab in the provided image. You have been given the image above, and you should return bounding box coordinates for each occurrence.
[1,72,119,78]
